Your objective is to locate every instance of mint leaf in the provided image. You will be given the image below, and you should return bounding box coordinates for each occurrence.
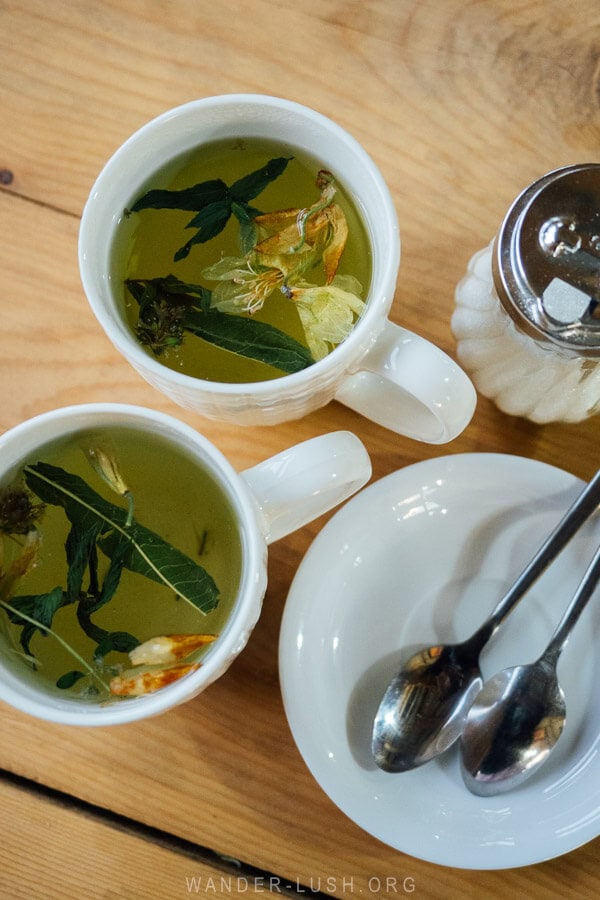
[231,201,260,254]
[129,179,228,213]
[128,158,291,262]
[126,276,212,314]
[229,156,291,202]
[174,199,233,261]
[25,463,130,530]
[153,275,211,306]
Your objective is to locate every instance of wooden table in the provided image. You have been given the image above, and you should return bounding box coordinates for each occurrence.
[1,1,599,897]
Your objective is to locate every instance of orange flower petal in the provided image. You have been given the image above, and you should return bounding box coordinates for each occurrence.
[254,221,304,255]
[109,663,200,697]
[321,205,348,283]
[253,207,299,228]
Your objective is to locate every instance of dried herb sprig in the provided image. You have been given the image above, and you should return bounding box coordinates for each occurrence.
[126,275,315,372]
[0,487,44,536]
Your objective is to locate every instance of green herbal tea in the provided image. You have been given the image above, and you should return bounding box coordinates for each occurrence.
[0,427,242,700]
[111,136,372,383]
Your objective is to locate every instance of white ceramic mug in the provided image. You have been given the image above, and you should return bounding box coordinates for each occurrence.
[79,95,476,443]
[0,403,371,725]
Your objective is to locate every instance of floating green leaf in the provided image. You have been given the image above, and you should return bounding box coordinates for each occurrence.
[98,525,220,614]
[174,200,234,261]
[5,586,65,655]
[128,157,291,261]
[66,519,102,601]
[89,538,128,614]
[126,276,314,372]
[231,201,260,254]
[24,463,220,615]
[127,275,211,310]
[129,179,228,213]
[183,308,314,374]
[56,670,86,690]
[93,631,140,662]
[229,156,292,202]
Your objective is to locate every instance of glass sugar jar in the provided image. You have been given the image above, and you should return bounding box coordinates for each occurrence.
[452,164,600,423]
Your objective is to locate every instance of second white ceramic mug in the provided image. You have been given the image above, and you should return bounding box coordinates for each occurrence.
[79,95,476,443]
[0,403,371,726]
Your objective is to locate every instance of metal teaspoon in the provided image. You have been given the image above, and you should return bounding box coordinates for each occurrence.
[371,468,600,773]
[460,540,600,795]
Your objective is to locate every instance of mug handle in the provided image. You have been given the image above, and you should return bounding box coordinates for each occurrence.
[240,432,371,544]
[333,320,477,443]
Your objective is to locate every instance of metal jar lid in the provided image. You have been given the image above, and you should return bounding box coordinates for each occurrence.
[492,163,600,356]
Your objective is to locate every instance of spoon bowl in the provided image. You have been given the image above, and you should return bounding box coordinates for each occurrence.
[460,540,600,795]
[372,468,600,773]
[372,640,484,771]
[460,660,566,795]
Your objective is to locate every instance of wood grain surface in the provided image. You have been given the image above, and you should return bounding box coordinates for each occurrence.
[1,1,599,897]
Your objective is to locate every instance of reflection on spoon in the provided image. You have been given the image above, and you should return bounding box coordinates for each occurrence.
[372,469,600,773]
[460,541,600,795]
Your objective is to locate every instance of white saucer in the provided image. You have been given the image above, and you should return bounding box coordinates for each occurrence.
[279,454,600,869]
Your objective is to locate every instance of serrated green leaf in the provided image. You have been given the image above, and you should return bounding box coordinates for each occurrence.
[231,200,260,222]
[183,308,315,374]
[25,463,129,529]
[98,524,219,615]
[76,535,128,637]
[24,463,220,615]
[95,539,127,611]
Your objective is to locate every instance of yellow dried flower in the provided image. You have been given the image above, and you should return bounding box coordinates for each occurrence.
[288,275,365,360]
[85,446,129,497]
[85,445,135,526]
[203,257,286,314]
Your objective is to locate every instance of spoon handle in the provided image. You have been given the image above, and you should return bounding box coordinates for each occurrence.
[473,468,600,647]
[544,541,600,663]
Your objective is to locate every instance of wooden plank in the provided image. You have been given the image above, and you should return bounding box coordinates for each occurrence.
[0,775,279,900]
[1,700,599,899]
